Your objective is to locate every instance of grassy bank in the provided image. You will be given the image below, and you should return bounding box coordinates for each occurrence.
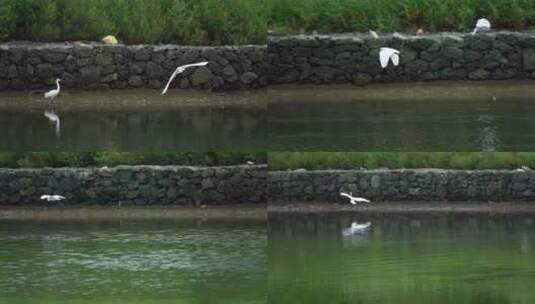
[0,152,266,168]
[0,0,266,45]
[269,152,535,170]
[267,0,535,34]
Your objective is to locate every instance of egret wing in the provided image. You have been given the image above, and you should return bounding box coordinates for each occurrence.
[162,62,208,95]
[44,90,56,98]
[182,61,209,69]
[379,48,391,68]
[162,68,181,95]
[390,53,400,66]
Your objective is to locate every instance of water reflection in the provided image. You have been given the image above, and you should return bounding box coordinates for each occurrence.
[476,114,499,151]
[0,107,265,151]
[0,90,265,151]
[43,109,61,138]
[269,212,535,304]
[269,84,535,151]
[341,221,371,236]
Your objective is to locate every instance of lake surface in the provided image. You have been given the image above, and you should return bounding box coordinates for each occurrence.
[0,90,265,151]
[268,82,535,151]
[269,212,535,304]
[0,218,266,304]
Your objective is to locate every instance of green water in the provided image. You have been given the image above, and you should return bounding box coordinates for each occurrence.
[0,107,265,151]
[0,219,266,304]
[268,83,535,151]
[269,213,535,304]
[0,90,266,151]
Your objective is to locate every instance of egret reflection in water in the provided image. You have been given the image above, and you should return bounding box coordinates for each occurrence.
[342,221,371,236]
[44,109,61,137]
[476,114,499,151]
[269,213,535,304]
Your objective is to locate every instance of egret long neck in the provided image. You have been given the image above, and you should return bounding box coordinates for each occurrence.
[56,80,60,91]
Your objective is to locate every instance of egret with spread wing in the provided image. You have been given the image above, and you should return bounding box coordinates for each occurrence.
[340,192,371,204]
[40,195,66,202]
[162,62,209,95]
[379,47,400,69]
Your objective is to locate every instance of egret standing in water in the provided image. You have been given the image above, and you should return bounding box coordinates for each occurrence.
[162,62,209,95]
[44,78,61,101]
[379,47,400,69]
[340,192,371,204]
[472,18,491,35]
[369,30,379,39]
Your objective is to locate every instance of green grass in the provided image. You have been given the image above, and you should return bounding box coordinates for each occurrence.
[267,0,535,34]
[0,0,267,45]
[268,152,535,170]
[4,0,535,44]
[0,152,266,168]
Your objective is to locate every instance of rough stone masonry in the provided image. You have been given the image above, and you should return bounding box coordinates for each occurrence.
[3,167,535,205]
[0,165,266,205]
[268,169,535,203]
[268,31,535,85]
[0,42,267,91]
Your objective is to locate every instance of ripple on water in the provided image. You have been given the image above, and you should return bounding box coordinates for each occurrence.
[0,220,267,300]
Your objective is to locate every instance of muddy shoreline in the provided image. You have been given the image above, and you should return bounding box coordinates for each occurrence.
[269,80,535,103]
[0,205,267,220]
[0,89,266,110]
[269,202,535,214]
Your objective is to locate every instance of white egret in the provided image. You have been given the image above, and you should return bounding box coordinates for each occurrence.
[369,30,379,39]
[44,110,61,137]
[416,28,424,36]
[379,47,400,69]
[340,192,371,204]
[44,78,61,101]
[162,62,209,95]
[342,221,372,236]
[472,18,491,35]
[40,195,66,202]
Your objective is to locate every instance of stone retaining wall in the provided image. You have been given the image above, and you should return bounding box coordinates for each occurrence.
[0,165,266,205]
[5,32,535,91]
[268,32,535,85]
[0,42,266,91]
[268,169,535,203]
[4,167,535,205]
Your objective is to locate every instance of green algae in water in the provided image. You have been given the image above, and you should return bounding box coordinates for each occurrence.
[269,213,535,304]
[0,219,266,304]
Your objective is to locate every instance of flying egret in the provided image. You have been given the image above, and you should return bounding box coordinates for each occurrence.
[472,18,491,35]
[162,62,209,95]
[379,47,400,69]
[44,78,61,101]
[40,195,66,202]
[340,192,371,204]
[44,110,61,137]
[369,30,379,39]
[342,221,372,236]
